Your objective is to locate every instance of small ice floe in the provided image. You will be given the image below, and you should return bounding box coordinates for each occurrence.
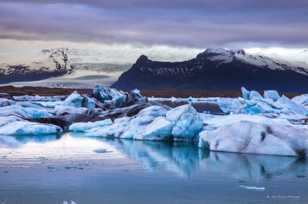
[63,201,77,204]
[239,185,266,191]
[93,148,111,154]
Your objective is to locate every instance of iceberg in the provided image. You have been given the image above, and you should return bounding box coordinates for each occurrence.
[275,95,307,116]
[83,104,203,142]
[199,117,308,157]
[249,90,263,100]
[241,87,250,100]
[264,90,280,102]
[69,119,112,132]
[142,117,173,140]
[292,94,308,107]
[0,98,14,107]
[62,91,84,108]
[0,121,62,136]
[217,98,243,114]
[217,87,308,119]
[166,104,203,139]
[0,105,52,119]
[93,85,127,107]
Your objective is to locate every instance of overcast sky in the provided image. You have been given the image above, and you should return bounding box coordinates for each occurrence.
[0,0,307,63]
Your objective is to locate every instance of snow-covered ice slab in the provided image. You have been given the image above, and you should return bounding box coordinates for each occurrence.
[199,114,308,157]
[0,120,62,136]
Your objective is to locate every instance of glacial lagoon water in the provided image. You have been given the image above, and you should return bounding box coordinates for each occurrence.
[0,134,308,204]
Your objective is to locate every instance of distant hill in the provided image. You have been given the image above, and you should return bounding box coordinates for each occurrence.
[112,48,308,92]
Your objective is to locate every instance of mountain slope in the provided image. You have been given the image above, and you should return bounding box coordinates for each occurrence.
[0,48,72,84]
[112,48,308,92]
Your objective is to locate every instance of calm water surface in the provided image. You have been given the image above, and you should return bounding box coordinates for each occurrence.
[0,133,307,204]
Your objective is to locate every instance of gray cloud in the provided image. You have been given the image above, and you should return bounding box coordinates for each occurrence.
[0,0,308,48]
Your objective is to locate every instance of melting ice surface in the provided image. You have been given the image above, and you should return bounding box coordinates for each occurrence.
[0,134,308,204]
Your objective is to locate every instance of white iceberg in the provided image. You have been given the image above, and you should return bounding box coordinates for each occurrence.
[83,104,204,142]
[275,95,307,116]
[69,119,112,132]
[0,98,14,107]
[0,121,62,136]
[62,91,84,108]
[0,105,53,119]
[166,104,203,139]
[264,90,280,102]
[218,87,308,119]
[292,94,308,107]
[199,116,308,157]
[142,117,173,140]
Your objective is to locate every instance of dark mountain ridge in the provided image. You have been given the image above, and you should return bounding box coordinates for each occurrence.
[112,48,308,92]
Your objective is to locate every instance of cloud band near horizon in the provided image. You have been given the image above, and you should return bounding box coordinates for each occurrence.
[0,0,308,48]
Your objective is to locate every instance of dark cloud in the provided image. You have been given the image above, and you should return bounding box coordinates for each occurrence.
[0,0,307,48]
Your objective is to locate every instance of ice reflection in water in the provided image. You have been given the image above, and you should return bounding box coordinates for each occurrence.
[103,138,308,180]
[1,133,307,180]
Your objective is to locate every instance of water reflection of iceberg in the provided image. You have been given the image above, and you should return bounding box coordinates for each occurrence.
[105,139,205,177]
[202,152,308,181]
[1,134,308,181]
[103,138,308,180]
[0,134,60,148]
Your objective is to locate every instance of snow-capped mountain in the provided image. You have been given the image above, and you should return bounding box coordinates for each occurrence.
[0,48,72,84]
[113,48,308,92]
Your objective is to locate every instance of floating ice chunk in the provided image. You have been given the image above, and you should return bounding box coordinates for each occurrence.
[69,119,112,132]
[86,117,129,138]
[121,106,167,139]
[142,117,173,140]
[13,95,65,101]
[275,95,307,116]
[137,105,167,120]
[264,90,280,102]
[239,185,265,191]
[54,105,88,116]
[241,87,250,100]
[84,97,96,111]
[243,100,278,115]
[35,101,63,108]
[217,98,243,114]
[0,121,62,136]
[167,105,203,139]
[131,89,146,102]
[0,116,22,127]
[199,119,308,157]
[0,98,14,107]
[93,85,126,106]
[0,105,52,119]
[63,91,84,108]
[292,94,308,107]
[249,90,263,100]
